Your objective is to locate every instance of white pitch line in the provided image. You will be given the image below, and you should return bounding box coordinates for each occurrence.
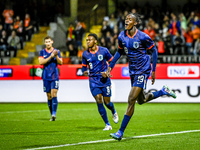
[24,129,200,150]
[0,109,94,114]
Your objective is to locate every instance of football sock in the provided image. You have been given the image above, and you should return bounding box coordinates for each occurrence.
[97,103,110,125]
[105,102,116,115]
[152,90,164,99]
[119,115,131,132]
[52,97,58,116]
[47,99,52,115]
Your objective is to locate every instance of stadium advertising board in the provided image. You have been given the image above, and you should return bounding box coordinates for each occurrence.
[1,64,200,80]
[1,79,200,103]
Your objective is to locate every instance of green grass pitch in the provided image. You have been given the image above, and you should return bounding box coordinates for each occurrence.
[0,103,200,150]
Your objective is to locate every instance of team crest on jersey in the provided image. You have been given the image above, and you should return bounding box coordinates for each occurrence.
[133,42,139,49]
[98,54,103,61]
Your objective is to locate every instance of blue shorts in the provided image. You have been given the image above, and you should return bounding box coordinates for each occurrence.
[43,80,59,93]
[90,86,111,97]
[130,74,149,89]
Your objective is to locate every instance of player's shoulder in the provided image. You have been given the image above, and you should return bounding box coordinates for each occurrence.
[82,49,89,56]
[98,46,108,51]
[118,30,126,38]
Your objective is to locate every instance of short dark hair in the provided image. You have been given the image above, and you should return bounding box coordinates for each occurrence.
[127,13,142,25]
[44,36,53,41]
[88,33,98,40]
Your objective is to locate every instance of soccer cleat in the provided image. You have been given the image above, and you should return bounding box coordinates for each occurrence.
[50,115,56,121]
[112,112,119,124]
[161,85,177,99]
[110,130,123,141]
[103,124,112,131]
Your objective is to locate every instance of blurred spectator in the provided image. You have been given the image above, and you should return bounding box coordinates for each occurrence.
[163,15,170,27]
[109,45,117,55]
[191,25,200,47]
[193,37,200,55]
[183,27,193,55]
[143,24,156,40]
[99,37,106,47]
[108,13,117,30]
[16,21,24,49]
[66,23,75,46]
[7,24,14,36]
[179,13,187,31]
[157,38,165,55]
[77,46,86,64]
[187,11,195,26]
[161,24,169,38]
[0,30,7,51]
[117,12,125,32]
[101,20,112,38]
[2,4,14,31]
[163,32,173,55]
[24,14,33,41]
[74,22,85,50]
[173,31,185,55]
[68,43,79,64]
[7,30,20,57]
[0,24,3,37]
[190,15,200,29]
[105,31,112,49]
[169,14,181,36]
[13,16,21,30]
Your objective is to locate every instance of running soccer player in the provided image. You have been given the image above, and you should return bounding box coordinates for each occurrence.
[106,13,177,140]
[82,33,119,130]
[39,36,63,121]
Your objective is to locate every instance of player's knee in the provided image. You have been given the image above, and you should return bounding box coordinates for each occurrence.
[128,95,137,104]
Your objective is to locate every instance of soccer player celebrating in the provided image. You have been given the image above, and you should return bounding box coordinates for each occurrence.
[106,13,176,140]
[39,36,63,121]
[82,33,119,130]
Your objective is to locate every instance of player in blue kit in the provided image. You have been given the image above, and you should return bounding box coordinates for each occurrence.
[39,36,63,121]
[82,33,119,130]
[105,13,177,140]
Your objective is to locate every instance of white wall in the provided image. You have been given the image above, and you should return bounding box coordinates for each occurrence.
[0,79,200,103]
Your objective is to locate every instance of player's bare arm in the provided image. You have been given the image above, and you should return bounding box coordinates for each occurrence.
[151,71,155,85]
[39,53,55,65]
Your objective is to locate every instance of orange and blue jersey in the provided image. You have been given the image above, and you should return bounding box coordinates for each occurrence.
[82,46,113,87]
[39,48,61,81]
[116,29,156,75]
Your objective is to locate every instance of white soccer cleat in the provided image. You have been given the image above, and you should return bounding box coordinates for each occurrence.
[113,112,119,124]
[103,125,112,131]
[50,115,56,121]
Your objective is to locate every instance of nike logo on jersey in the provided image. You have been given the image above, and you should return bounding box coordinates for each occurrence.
[43,55,47,57]
[87,59,91,61]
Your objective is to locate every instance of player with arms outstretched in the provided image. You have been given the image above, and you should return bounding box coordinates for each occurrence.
[106,13,176,140]
[39,36,63,121]
[82,33,119,130]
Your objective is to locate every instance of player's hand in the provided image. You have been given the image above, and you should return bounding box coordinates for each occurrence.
[101,72,107,78]
[151,71,155,85]
[105,67,113,78]
[83,71,89,77]
[52,50,58,56]
[50,52,55,58]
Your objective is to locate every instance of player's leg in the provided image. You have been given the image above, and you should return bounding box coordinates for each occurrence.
[94,94,112,130]
[138,86,177,104]
[110,86,142,140]
[50,80,59,121]
[46,92,52,114]
[43,80,52,115]
[102,86,119,124]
